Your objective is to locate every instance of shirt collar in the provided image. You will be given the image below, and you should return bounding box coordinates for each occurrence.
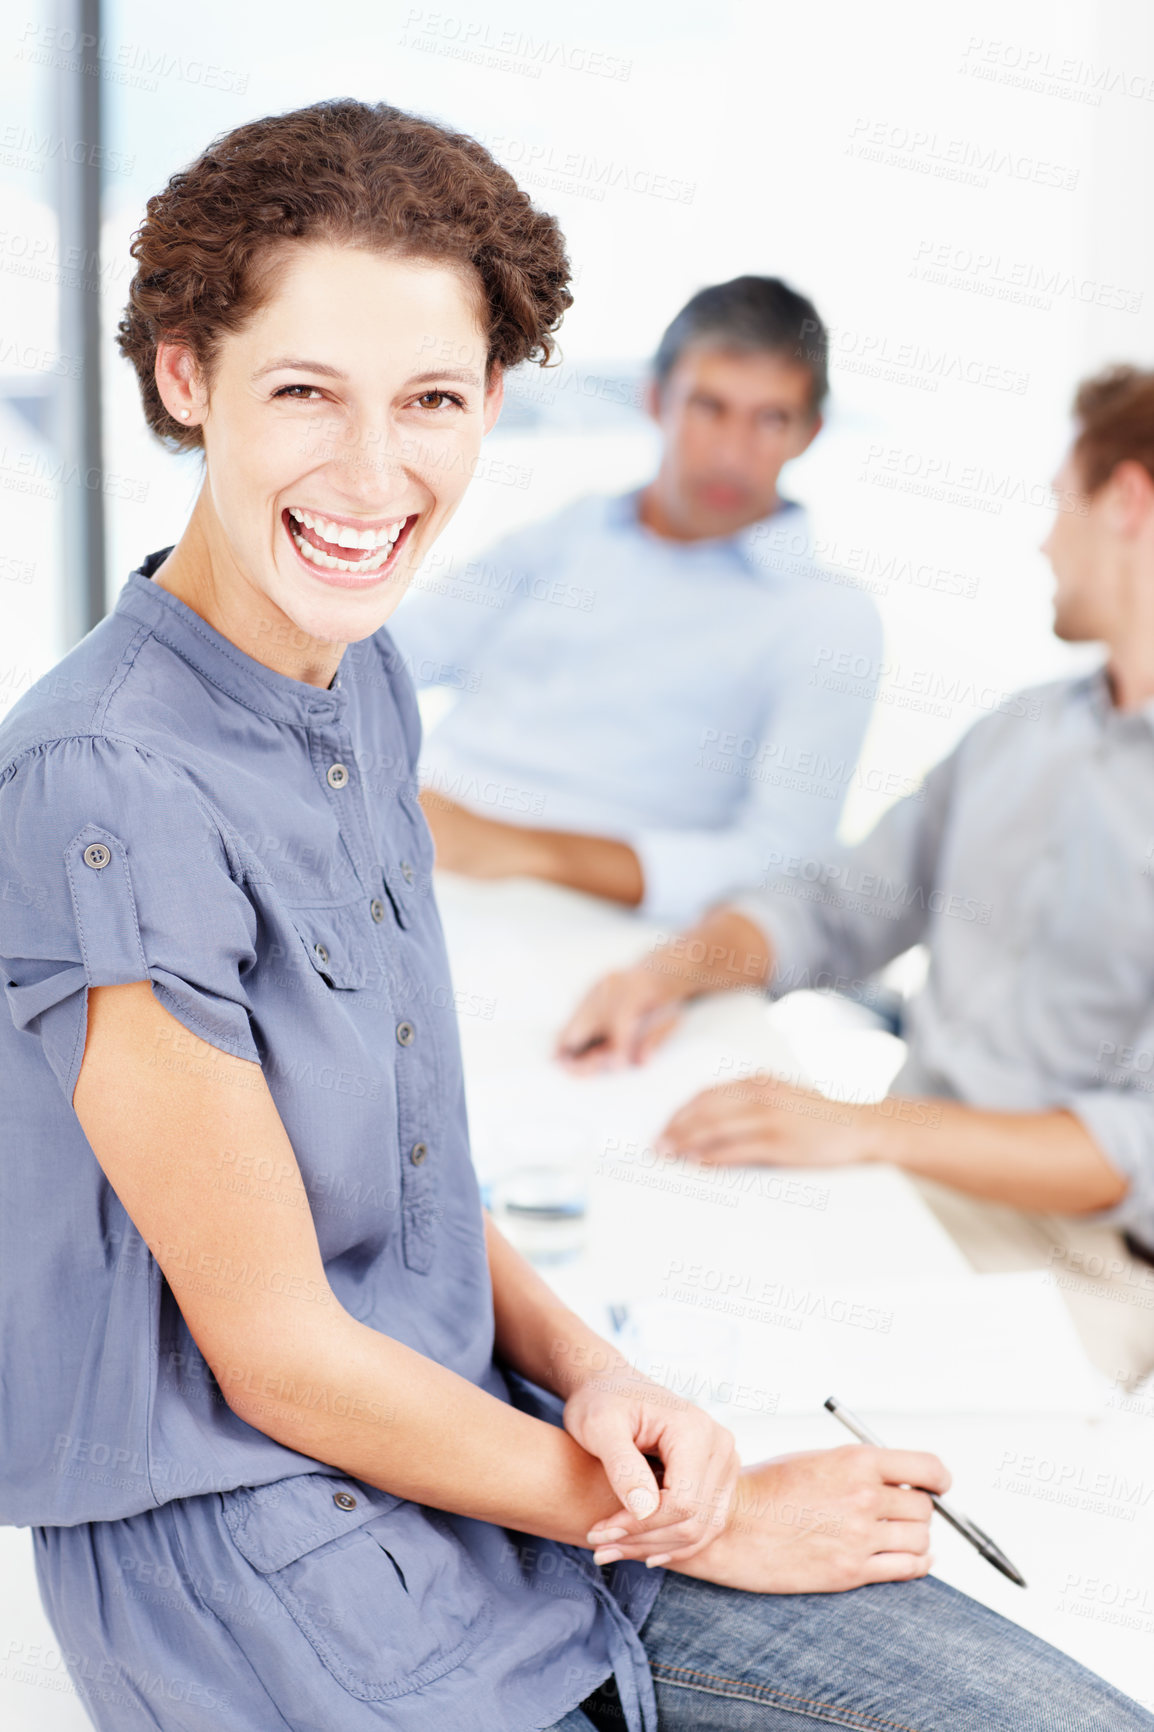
[1077,661,1154,737]
[115,547,349,728]
[609,487,805,577]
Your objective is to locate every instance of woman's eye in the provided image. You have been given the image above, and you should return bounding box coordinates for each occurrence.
[273,384,324,401]
[415,390,465,410]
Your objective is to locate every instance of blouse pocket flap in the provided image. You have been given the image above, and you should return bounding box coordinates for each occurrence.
[286,904,370,990]
[223,1471,402,1574]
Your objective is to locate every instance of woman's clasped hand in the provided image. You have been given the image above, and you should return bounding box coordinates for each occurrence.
[562,1348,947,1589]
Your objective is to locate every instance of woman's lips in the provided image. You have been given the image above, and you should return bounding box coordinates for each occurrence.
[281,507,415,588]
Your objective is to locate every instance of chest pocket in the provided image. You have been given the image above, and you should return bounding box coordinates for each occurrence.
[221,1471,493,1701]
[378,786,436,930]
[286,902,370,990]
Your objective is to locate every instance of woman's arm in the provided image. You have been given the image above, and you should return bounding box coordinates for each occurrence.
[74,979,742,1564]
[484,1206,634,1400]
[73,981,631,1546]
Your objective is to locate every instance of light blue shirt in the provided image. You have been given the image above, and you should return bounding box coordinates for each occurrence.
[732,668,1154,1247]
[0,548,661,1730]
[389,489,884,925]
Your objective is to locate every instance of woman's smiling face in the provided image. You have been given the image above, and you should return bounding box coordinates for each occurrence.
[154,242,502,676]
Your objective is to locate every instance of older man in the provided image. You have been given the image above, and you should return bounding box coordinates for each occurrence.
[388,276,882,925]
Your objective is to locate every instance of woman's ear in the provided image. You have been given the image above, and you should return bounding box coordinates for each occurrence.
[482,365,505,435]
[155,339,205,427]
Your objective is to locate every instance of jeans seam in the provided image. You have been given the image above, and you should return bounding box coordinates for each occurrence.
[651,1663,923,1732]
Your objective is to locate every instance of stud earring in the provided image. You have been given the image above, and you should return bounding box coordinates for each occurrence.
[179,409,191,420]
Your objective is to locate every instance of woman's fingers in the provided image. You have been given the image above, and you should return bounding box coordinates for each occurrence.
[585,1409,739,1565]
[598,1427,739,1564]
[580,1412,662,1533]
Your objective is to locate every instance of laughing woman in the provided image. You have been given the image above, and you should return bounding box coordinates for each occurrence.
[0,98,1150,1732]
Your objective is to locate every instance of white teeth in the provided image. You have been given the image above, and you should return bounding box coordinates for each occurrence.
[287,516,404,574]
[288,506,404,551]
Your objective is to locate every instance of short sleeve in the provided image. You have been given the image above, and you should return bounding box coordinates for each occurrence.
[0,734,261,1100]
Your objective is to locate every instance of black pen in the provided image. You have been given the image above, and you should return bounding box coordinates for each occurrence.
[824,1396,1026,1588]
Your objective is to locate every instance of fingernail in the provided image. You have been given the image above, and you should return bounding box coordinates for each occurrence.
[587,1526,629,1543]
[646,1554,672,1569]
[593,1547,624,1566]
[626,1488,659,1519]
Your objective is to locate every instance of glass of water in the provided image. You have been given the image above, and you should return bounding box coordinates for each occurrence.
[490,1161,589,1265]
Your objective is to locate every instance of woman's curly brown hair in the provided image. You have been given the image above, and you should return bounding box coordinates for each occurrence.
[116,97,573,453]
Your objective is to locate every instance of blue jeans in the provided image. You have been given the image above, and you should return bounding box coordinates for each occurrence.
[544,1567,1154,1730]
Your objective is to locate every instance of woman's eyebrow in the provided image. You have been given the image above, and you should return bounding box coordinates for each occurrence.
[250,357,484,387]
[251,356,346,380]
[409,368,484,388]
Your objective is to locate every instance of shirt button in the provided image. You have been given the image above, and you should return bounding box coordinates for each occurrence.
[410,1141,429,1166]
[82,843,111,870]
[369,898,385,924]
[314,942,330,967]
[333,1490,358,1511]
[327,762,349,790]
[396,1020,415,1046]
[400,860,415,884]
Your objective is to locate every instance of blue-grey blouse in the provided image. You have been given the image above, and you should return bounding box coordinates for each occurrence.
[0,548,662,1729]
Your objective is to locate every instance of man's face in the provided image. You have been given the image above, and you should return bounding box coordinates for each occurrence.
[1042,451,1110,642]
[647,343,821,539]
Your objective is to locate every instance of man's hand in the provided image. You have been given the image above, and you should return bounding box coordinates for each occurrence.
[567,1360,741,1568]
[556,963,688,1071]
[670,1445,947,1593]
[556,907,772,1071]
[655,1073,874,1167]
[419,791,645,904]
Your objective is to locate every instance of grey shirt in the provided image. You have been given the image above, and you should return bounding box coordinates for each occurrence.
[732,667,1154,1246]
